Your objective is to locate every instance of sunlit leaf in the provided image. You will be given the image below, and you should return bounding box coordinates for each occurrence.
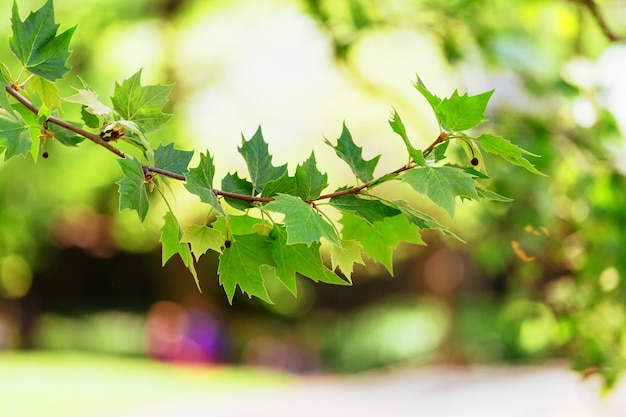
[474,134,545,176]
[0,107,31,160]
[111,69,173,133]
[27,75,61,109]
[154,143,193,175]
[437,89,494,131]
[160,210,199,290]
[329,239,364,282]
[263,194,340,246]
[184,151,225,217]
[182,224,224,259]
[389,109,426,165]
[238,126,287,193]
[295,151,328,200]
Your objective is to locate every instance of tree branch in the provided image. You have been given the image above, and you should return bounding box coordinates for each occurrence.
[5,83,447,205]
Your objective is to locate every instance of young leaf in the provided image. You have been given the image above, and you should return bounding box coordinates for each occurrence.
[400,166,478,218]
[437,89,494,131]
[392,199,462,241]
[9,0,75,81]
[154,143,193,175]
[389,109,426,165]
[295,151,328,200]
[116,157,150,222]
[238,126,287,193]
[160,211,199,291]
[111,69,173,133]
[64,88,112,116]
[474,134,545,176]
[0,107,31,160]
[330,194,401,225]
[339,212,424,274]
[28,76,61,110]
[184,151,226,217]
[329,239,365,282]
[325,122,380,183]
[413,75,442,115]
[217,233,275,304]
[221,172,255,211]
[270,226,348,296]
[263,194,340,246]
[181,224,224,260]
[212,214,266,236]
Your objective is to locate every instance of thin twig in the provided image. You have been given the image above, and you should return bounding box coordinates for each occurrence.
[5,84,445,204]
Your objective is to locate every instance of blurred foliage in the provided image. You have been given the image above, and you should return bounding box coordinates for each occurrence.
[1,0,626,389]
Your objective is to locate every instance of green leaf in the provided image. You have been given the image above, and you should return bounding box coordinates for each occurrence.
[212,214,266,236]
[0,62,13,84]
[400,166,478,218]
[114,120,154,162]
[474,134,545,176]
[181,224,224,260]
[154,143,193,175]
[238,126,287,193]
[221,172,255,211]
[389,109,426,165]
[260,171,297,198]
[329,239,364,282]
[437,89,494,131]
[111,69,173,133]
[433,140,449,163]
[392,199,463,241]
[339,212,424,274]
[217,233,275,303]
[270,226,348,295]
[184,151,226,217]
[116,157,150,222]
[413,75,442,115]
[0,107,31,160]
[80,106,100,128]
[160,211,199,291]
[9,0,75,81]
[476,186,513,202]
[48,122,84,147]
[330,194,400,224]
[325,122,380,183]
[295,151,328,200]
[263,194,340,246]
[27,76,61,109]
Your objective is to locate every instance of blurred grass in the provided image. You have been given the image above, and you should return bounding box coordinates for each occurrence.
[0,352,291,417]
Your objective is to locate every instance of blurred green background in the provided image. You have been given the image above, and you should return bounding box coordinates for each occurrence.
[1,0,626,408]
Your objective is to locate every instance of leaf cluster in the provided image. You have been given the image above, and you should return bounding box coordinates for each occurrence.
[0,0,543,303]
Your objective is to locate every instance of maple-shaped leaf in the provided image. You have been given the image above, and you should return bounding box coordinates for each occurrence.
[413,75,442,114]
[116,157,150,222]
[270,226,348,295]
[340,212,424,274]
[28,76,61,110]
[221,172,255,211]
[160,211,199,291]
[295,151,328,200]
[401,166,478,218]
[238,126,287,193]
[217,233,275,303]
[474,134,545,176]
[9,0,75,81]
[392,199,463,241]
[263,194,340,246]
[329,239,364,283]
[330,194,400,225]
[437,89,494,132]
[154,143,193,175]
[0,107,31,161]
[184,151,225,217]
[260,171,297,198]
[325,122,380,183]
[181,224,224,260]
[389,109,426,165]
[111,69,173,133]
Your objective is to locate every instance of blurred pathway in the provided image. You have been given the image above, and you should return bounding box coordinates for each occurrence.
[111,365,626,417]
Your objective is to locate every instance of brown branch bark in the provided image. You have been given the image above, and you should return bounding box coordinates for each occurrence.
[5,84,445,205]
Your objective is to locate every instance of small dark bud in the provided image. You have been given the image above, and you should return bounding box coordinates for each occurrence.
[471,157,479,166]
[224,240,232,249]
[42,151,49,159]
